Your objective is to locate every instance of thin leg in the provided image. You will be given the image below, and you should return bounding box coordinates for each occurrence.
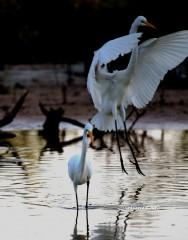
[73,209,79,237]
[74,185,79,210]
[115,120,128,174]
[86,180,90,209]
[122,106,140,153]
[86,207,89,239]
[123,121,145,176]
[76,208,79,225]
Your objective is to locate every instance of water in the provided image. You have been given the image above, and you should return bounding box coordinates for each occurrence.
[0,129,188,239]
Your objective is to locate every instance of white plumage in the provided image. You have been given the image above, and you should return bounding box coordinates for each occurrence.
[87,32,142,113]
[87,16,188,132]
[68,122,93,209]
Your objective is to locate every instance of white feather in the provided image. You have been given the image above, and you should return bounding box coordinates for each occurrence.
[87,32,142,111]
[91,111,124,131]
[98,32,142,64]
[125,31,188,108]
[87,16,188,132]
[68,123,93,208]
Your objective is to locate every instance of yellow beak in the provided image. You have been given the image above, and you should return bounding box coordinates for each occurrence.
[145,21,156,30]
[88,131,94,145]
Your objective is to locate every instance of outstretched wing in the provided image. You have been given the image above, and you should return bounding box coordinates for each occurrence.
[125,30,188,108]
[87,52,104,110]
[87,32,142,110]
[98,32,142,64]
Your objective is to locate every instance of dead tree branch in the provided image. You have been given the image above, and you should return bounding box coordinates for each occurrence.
[0,91,29,128]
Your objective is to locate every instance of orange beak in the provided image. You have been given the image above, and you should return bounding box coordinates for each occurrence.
[145,21,156,30]
[88,131,94,145]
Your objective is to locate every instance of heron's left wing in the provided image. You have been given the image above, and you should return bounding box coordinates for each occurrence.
[87,32,142,110]
[98,32,142,64]
[87,52,104,110]
[125,30,188,108]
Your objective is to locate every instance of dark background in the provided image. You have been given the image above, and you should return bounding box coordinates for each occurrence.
[0,0,188,88]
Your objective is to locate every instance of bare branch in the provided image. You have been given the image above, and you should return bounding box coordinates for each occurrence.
[0,91,29,128]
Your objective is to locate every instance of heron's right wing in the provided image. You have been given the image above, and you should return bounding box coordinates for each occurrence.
[125,30,188,108]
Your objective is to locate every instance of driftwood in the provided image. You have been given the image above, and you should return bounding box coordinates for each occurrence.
[0,91,29,128]
[38,102,146,153]
[0,91,28,167]
[39,102,84,130]
[0,90,29,146]
[127,107,146,133]
[39,102,84,152]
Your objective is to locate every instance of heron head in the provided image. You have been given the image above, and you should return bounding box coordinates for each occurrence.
[138,16,156,29]
[84,122,94,144]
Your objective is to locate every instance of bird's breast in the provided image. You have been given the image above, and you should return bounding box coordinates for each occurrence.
[75,162,92,185]
[101,84,125,113]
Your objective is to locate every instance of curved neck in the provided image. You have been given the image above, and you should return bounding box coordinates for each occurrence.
[129,20,139,34]
[80,135,88,175]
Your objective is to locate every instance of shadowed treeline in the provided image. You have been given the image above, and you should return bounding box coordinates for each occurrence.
[0,0,188,88]
[0,0,188,64]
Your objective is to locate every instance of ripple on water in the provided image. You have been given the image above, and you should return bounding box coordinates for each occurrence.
[0,129,188,239]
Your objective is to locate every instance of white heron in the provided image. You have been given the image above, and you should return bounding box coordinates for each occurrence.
[87,15,188,174]
[68,122,93,209]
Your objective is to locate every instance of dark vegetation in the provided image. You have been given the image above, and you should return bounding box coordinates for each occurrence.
[0,0,187,87]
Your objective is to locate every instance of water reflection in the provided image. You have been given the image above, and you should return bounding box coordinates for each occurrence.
[71,209,89,240]
[0,129,188,239]
[95,184,145,240]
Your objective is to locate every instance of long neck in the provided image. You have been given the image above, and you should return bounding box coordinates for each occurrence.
[79,135,88,175]
[129,20,139,34]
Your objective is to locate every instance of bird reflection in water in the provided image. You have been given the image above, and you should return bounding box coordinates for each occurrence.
[114,184,144,239]
[71,209,89,240]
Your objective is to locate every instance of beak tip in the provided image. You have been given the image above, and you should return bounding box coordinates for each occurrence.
[146,21,157,30]
[89,131,94,145]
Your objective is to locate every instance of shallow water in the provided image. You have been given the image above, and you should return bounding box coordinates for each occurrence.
[0,129,188,240]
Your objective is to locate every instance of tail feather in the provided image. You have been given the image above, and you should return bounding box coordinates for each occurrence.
[91,112,124,132]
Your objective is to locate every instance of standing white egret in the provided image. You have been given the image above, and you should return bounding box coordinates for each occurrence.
[87,15,188,174]
[68,122,93,209]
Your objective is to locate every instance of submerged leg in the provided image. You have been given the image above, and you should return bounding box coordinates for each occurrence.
[123,120,145,176]
[86,180,90,209]
[86,208,89,239]
[115,120,128,174]
[73,210,79,237]
[75,208,79,227]
[74,185,79,210]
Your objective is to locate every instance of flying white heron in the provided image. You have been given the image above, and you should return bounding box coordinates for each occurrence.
[68,122,93,209]
[87,15,188,174]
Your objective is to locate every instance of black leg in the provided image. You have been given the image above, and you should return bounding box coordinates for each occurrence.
[125,106,145,154]
[86,208,89,239]
[124,107,140,153]
[115,120,128,174]
[74,185,79,210]
[86,180,90,209]
[76,208,79,225]
[123,121,145,176]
